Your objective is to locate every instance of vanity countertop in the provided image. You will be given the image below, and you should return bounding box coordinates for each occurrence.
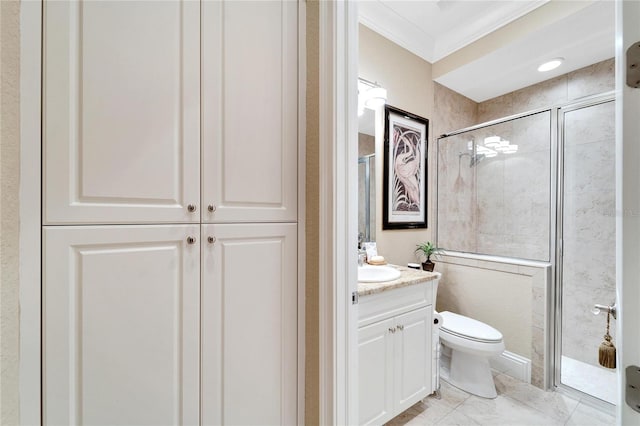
[357,265,439,297]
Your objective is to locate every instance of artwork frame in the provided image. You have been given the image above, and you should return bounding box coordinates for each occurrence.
[382,105,429,230]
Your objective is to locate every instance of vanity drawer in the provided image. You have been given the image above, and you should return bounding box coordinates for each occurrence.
[358,282,432,328]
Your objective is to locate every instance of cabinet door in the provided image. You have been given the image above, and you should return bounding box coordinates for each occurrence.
[394,306,432,413]
[201,1,298,223]
[201,223,297,425]
[358,318,395,426]
[43,1,200,224]
[43,225,200,425]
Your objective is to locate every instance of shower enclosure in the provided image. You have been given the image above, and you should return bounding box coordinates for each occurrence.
[557,97,616,405]
[436,93,617,407]
[437,110,552,262]
[358,154,376,244]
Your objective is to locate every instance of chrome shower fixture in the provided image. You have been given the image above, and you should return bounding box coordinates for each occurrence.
[458,151,485,167]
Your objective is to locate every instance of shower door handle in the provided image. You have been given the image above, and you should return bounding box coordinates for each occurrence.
[592,303,617,320]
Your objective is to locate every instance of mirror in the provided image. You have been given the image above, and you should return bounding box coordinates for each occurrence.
[358,108,376,245]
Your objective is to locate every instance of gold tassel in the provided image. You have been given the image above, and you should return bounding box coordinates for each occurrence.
[598,311,616,369]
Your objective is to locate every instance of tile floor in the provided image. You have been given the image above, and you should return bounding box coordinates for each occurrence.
[385,373,616,426]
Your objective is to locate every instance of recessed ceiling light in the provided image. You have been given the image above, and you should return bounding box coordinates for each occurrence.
[537,58,564,72]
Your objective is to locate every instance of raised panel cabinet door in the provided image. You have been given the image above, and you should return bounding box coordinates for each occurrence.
[394,307,432,413]
[201,1,299,223]
[43,225,200,425]
[358,319,395,426]
[43,1,200,224]
[201,223,297,425]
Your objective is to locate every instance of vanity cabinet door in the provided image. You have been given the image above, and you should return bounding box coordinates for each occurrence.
[358,318,395,426]
[201,223,298,425]
[394,306,432,414]
[43,225,200,425]
[201,0,299,223]
[43,1,200,224]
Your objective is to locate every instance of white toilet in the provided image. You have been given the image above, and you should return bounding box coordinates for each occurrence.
[438,311,505,398]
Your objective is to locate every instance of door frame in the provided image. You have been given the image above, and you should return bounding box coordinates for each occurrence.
[317,0,359,424]
[616,0,640,424]
[19,0,42,423]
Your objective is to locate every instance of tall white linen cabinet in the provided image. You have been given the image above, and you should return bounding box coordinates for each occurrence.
[42,1,302,424]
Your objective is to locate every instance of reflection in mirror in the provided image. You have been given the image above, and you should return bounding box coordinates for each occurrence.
[358,108,376,245]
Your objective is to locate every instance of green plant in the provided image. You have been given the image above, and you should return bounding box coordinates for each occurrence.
[414,242,442,263]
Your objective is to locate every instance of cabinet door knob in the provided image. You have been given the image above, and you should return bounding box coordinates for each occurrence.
[397,325,404,331]
[208,204,216,213]
[187,204,197,213]
[186,236,196,244]
[207,236,216,244]
[388,327,396,334]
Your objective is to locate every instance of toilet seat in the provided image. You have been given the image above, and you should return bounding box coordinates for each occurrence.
[440,311,502,343]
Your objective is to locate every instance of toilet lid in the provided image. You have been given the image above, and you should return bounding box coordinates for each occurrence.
[440,311,503,343]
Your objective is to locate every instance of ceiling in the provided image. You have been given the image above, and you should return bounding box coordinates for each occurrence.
[358,0,615,102]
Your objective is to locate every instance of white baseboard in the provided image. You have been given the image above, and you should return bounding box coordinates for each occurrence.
[489,351,532,383]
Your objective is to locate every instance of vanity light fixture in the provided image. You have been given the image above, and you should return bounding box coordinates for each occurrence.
[501,144,518,154]
[358,77,387,111]
[476,145,498,157]
[468,140,499,158]
[476,135,518,156]
[365,87,388,108]
[493,139,511,152]
[537,57,564,72]
[483,135,501,148]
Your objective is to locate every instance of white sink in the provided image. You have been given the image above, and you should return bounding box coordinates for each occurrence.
[358,265,401,283]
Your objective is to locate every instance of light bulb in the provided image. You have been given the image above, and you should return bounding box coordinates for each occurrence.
[538,58,564,72]
[484,136,501,148]
[364,87,387,108]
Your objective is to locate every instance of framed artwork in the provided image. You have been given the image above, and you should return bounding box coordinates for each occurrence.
[382,105,429,230]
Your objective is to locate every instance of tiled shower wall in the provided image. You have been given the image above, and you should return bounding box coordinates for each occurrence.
[433,58,615,388]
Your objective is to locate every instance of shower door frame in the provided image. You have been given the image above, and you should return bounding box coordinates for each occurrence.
[553,92,616,411]
[358,154,375,243]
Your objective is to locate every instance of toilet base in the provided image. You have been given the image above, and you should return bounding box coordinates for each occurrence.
[440,349,497,399]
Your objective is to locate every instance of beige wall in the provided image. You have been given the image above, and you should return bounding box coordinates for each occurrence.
[359,25,435,266]
[1,0,21,423]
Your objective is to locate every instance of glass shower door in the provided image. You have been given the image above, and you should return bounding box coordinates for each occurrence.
[558,98,616,405]
[358,155,376,243]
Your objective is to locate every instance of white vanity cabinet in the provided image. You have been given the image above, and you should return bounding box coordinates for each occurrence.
[358,280,436,426]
